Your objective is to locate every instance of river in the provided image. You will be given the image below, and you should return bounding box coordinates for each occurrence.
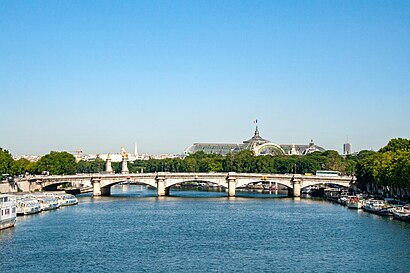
[1,185,409,272]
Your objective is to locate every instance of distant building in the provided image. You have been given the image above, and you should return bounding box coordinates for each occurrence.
[83,145,146,162]
[12,155,41,162]
[343,143,352,155]
[184,126,325,156]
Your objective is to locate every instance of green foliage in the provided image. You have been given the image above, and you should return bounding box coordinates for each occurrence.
[379,138,410,153]
[34,151,77,175]
[355,138,410,189]
[12,158,34,175]
[77,158,105,173]
[355,150,376,161]
[0,148,14,175]
[127,150,351,175]
[112,162,122,173]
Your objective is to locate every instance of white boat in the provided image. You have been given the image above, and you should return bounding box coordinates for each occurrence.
[44,193,78,206]
[0,194,17,230]
[56,194,78,206]
[338,191,350,205]
[391,206,410,222]
[347,196,363,209]
[36,196,60,211]
[362,199,393,216]
[301,186,314,194]
[16,197,41,215]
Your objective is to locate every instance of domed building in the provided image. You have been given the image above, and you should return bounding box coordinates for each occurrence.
[184,126,325,156]
[240,126,285,156]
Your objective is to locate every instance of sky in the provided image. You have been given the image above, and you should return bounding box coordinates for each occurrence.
[1,0,409,156]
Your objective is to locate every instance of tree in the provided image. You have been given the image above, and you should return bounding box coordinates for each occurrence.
[12,158,34,175]
[273,156,295,174]
[355,139,410,192]
[0,148,14,176]
[391,150,410,188]
[322,150,347,173]
[34,151,77,175]
[379,138,410,153]
[77,159,105,173]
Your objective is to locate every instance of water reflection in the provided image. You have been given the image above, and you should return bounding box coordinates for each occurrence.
[110,184,290,199]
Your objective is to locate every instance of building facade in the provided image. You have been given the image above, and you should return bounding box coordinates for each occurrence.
[343,143,352,155]
[184,126,325,156]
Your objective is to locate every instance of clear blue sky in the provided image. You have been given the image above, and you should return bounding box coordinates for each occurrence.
[1,0,409,156]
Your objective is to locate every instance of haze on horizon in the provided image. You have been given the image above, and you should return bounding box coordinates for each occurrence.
[1,1,409,156]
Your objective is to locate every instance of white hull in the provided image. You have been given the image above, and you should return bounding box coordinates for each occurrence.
[392,207,410,222]
[347,202,362,209]
[362,201,393,216]
[0,218,16,230]
[37,196,60,211]
[0,194,17,230]
[16,198,41,215]
[57,194,78,206]
[346,196,363,209]
[17,206,41,215]
[43,193,78,206]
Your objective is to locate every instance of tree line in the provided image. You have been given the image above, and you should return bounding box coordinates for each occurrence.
[355,138,410,192]
[1,138,409,191]
[126,150,355,175]
[0,150,78,178]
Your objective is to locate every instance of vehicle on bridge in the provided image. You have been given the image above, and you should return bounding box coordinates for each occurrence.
[316,170,341,177]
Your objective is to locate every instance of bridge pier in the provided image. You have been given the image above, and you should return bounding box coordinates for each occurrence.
[227,173,237,197]
[156,176,169,196]
[92,178,101,196]
[92,178,111,196]
[292,179,301,197]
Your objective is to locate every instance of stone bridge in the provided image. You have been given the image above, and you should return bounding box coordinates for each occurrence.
[13,172,356,197]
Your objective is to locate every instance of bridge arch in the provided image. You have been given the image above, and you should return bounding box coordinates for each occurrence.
[168,179,221,186]
[254,143,286,156]
[302,181,351,189]
[165,178,227,189]
[100,178,157,190]
[42,181,70,191]
[236,179,292,189]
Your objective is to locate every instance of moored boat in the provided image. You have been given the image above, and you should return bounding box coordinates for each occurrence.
[0,194,17,230]
[362,199,393,216]
[44,193,78,206]
[16,197,41,215]
[36,196,60,211]
[55,194,78,206]
[324,188,341,202]
[337,191,350,205]
[347,196,363,209]
[391,206,410,222]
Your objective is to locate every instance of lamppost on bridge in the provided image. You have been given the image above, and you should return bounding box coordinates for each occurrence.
[292,163,297,174]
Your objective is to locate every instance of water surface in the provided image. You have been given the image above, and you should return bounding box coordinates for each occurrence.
[1,185,409,272]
